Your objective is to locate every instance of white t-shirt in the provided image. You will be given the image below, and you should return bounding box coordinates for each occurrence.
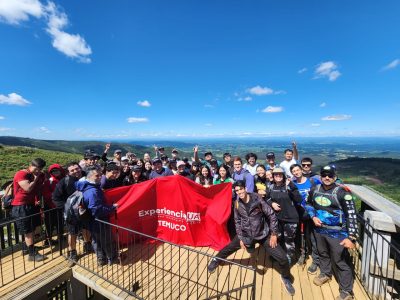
[279,159,297,177]
[243,163,259,176]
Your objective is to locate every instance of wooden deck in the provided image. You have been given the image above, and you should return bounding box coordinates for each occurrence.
[0,240,370,300]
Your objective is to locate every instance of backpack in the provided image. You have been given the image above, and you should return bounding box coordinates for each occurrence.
[1,181,14,210]
[64,190,91,224]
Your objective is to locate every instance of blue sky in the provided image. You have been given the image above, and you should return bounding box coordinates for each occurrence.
[0,0,399,140]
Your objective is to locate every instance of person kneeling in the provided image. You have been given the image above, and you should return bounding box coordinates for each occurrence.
[207,180,295,296]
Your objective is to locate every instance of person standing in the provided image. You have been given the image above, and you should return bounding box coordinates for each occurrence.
[307,166,358,300]
[279,141,299,178]
[12,158,47,261]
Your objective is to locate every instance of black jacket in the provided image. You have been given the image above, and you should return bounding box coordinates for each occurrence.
[234,193,278,245]
[52,176,79,210]
[266,182,302,223]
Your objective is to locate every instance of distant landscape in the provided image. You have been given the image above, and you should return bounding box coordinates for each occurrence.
[1,136,400,204]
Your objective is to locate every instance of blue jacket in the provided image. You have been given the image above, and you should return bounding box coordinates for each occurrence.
[75,180,115,221]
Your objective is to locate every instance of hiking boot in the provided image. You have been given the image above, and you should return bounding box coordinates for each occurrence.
[28,253,46,262]
[313,274,331,286]
[307,262,318,274]
[207,258,219,274]
[335,291,354,300]
[281,275,295,296]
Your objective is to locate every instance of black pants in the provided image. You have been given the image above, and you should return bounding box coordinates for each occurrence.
[314,232,354,294]
[215,235,291,278]
[91,222,116,262]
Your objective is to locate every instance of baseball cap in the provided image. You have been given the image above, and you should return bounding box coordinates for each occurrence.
[161,155,168,161]
[320,165,336,176]
[223,152,231,158]
[172,148,179,154]
[114,149,122,154]
[204,151,212,157]
[152,158,162,164]
[266,152,275,159]
[210,158,218,165]
[177,161,186,168]
[132,165,142,172]
[121,156,129,161]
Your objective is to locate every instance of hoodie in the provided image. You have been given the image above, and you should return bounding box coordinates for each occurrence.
[75,180,115,221]
[42,164,65,208]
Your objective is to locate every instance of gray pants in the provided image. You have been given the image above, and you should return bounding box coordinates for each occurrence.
[314,232,354,294]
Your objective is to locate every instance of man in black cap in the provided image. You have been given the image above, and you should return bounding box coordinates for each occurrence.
[154,145,166,158]
[113,149,123,166]
[149,158,174,179]
[265,152,278,171]
[306,166,358,300]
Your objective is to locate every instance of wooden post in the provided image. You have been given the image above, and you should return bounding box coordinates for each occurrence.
[361,210,396,299]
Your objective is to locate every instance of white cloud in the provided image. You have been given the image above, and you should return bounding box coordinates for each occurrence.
[0,0,43,24]
[238,96,252,102]
[298,67,307,74]
[321,114,352,121]
[320,102,327,107]
[0,127,12,132]
[311,123,320,127]
[262,106,284,113]
[381,59,400,71]
[0,116,4,120]
[0,92,31,106]
[137,100,151,107]
[0,0,92,63]
[247,85,274,95]
[37,126,51,133]
[127,117,149,123]
[314,61,341,81]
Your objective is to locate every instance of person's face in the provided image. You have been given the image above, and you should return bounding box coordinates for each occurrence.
[154,162,162,171]
[170,162,177,170]
[107,170,120,180]
[301,162,312,172]
[114,152,122,160]
[29,165,42,175]
[284,151,293,161]
[201,167,209,177]
[273,172,284,183]
[133,170,141,177]
[178,165,185,173]
[88,170,102,184]
[266,156,275,164]
[68,165,82,178]
[234,186,247,200]
[172,152,178,158]
[321,172,336,186]
[233,161,242,172]
[291,166,303,179]
[211,163,217,170]
[50,168,62,178]
[205,154,212,161]
[265,170,273,181]
[144,153,150,162]
[137,160,143,167]
[256,166,266,178]
[86,158,95,166]
[145,162,152,170]
[248,156,256,166]
[219,167,227,178]
[191,165,199,172]
[224,156,231,163]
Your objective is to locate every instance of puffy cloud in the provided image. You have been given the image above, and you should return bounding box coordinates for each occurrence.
[0,127,12,132]
[0,0,43,24]
[137,100,151,107]
[321,114,352,121]
[127,117,149,123]
[0,0,92,63]
[0,92,31,106]
[320,102,327,107]
[314,61,341,81]
[238,96,252,102]
[262,106,284,113]
[381,59,400,71]
[298,67,307,74]
[37,126,51,133]
[247,85,274,95]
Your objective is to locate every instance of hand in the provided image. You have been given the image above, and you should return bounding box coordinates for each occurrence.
[258,189,266,195]
[269,234,278,248]
[292,141,297,148]
[312,217,322,227]
[193,145,199,152]
[286,178,291,186]
[340,238,355,249]
[239,240,246,250]
[272,203,281,211]
[105,143,111,151]
[113,203,118,209]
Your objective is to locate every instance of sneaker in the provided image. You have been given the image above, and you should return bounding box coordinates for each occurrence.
[83,242,94,254]
[28,253,46,262]
[207,258,219,274]
[307,262,318,274]
[98,259,107,266]
[313,274,331,286]
[335,291,354,300]
[281,275,295,296]
[297,254,306,266]
[69,250,78,262]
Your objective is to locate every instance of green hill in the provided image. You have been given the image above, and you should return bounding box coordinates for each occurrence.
[333,157,400,204]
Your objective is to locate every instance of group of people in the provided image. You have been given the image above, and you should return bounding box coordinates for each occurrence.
[6,141,358,300]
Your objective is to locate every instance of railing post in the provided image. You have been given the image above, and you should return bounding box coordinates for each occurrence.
[361,210,396,299]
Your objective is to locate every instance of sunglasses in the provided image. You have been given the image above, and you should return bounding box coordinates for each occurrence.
[302,164,311,167]
[273,173,284,177]
[321,173,335,179]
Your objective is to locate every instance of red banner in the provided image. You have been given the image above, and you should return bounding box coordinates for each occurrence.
[104,175,232,250]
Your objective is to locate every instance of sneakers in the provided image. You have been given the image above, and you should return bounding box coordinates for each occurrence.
[313,274,331,286]
[207,258,219,274]
[28,253,46,262]
[336,291,354,300]
[307,262,318,274]
[281,275,295,296]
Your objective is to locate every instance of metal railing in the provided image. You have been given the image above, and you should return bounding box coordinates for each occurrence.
[351,213,400,300]
[0,207,63,287]
[71,218,256,300]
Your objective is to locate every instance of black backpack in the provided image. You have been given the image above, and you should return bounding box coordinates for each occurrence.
[64,190,91,224]
[1,181,14,210]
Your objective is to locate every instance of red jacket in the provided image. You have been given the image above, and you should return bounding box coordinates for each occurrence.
[42,164,65,208]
